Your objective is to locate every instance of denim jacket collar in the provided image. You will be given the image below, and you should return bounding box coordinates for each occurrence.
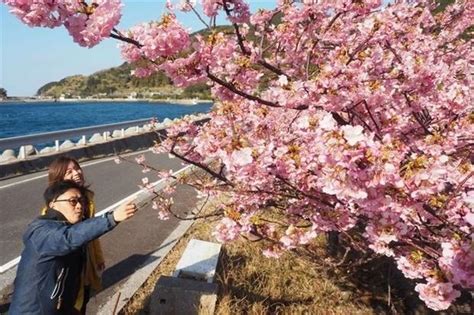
[40,208,69,223]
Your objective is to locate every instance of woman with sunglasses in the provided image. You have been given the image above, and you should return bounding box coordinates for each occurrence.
[10,180,137,315]
[41,156,104,313]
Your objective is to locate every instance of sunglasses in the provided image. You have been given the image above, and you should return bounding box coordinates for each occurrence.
[55,196,86,207]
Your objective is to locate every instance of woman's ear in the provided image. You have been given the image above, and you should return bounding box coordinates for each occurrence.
[48,201,55,209]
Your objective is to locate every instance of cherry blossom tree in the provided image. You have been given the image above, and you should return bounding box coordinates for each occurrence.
[3,0,472,310]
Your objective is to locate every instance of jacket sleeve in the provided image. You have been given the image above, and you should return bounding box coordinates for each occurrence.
[29,213,117,257]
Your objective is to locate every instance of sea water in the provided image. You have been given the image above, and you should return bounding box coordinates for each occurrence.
[0,101,213,139]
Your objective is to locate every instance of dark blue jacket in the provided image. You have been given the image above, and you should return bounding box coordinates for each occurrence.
[9,209,117,315]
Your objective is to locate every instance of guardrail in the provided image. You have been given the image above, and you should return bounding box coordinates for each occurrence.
[0,118,155,159]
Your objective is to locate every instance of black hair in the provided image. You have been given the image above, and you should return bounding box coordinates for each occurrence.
[43,180,88,207]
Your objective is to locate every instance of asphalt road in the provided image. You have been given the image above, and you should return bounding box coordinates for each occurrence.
[0,150,203,314]
[0,150,185,266]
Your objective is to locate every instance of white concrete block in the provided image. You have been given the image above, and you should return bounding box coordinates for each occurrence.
[60,140,75,150]
[125,126,138,135]
[24,145,37,156]
[0,149,17,163]
[39,146,54,154]
[89,133,104,143]
[112,129,122,138]
[1,149,15,159]
[173,239,222,283]
[77,136,87,146]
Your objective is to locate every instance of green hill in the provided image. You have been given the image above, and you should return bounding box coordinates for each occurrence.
[36,62,211,100]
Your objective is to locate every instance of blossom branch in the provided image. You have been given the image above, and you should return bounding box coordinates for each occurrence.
[110,29,142,48]
[222,0,287,78]
[206,68,281,108]
[170,144,234,186]
[403,92,433,135]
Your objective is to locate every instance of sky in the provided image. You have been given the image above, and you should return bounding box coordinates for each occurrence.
[1,1,277,97]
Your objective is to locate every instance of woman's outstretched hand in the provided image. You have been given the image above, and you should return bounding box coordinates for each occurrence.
[113,199,138,222]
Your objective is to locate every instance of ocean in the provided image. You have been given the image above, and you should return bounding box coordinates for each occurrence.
[0,101,213,139]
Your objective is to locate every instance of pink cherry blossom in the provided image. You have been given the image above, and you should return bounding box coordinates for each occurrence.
[212,217,241,243]
[64,0,122,47]
[341,125,366,146]
[415,280,461,311]
[135,154,146,164]
[158,209,170,220]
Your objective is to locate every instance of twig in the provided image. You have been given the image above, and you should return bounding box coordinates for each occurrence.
[385,40,402,63]
[275,175,336,207]
[334,246,351,266]
[363,100,381,132]
[403,92,433,135]
[171,146,233,186]
[387,264,392,309]
[189,3,210,29]
[346,34,374,66]
[442,171,473,209]
[112,292,121,315]
[109,31,142,48]
[222,0,287,77]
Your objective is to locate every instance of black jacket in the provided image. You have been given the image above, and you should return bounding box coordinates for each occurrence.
[9,209,117,315]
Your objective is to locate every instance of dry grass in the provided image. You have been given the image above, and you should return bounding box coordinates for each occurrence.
[214,237,373,315]
[120,197,375,315]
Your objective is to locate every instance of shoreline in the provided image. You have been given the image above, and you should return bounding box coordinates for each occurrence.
[0,98,213,106]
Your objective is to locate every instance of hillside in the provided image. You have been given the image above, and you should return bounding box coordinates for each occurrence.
[36,62,211,100]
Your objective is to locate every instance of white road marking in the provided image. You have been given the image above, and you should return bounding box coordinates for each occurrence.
[0,257,20,274]
[0,164,192,274]
[0,149,151,190]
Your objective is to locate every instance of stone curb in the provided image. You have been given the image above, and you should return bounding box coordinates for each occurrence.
[97,218,196,314]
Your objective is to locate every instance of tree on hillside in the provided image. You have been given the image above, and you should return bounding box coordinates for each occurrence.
[0,87,7,99]
[3,0,472,311]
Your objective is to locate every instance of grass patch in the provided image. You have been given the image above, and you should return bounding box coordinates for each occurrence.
[214,238,372,315]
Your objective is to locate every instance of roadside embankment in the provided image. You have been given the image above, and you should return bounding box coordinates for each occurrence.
[0,115,209,179]
[0,131,162,179]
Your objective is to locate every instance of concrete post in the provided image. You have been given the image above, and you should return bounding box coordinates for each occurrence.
[81,135,86,145]
[18,146,26,159]
[121,128,125,137]
[135,126,139,133]
[149,276,218,315]
[103,131,108,141]
[55,140,60,152]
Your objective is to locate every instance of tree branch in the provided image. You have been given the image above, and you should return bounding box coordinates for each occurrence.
[170,144,234,186]
[403,92,433,135]
[206,68,281,108]
[110,29,142,48]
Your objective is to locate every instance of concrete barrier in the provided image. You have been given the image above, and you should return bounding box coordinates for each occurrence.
[149,276,218,315]
[0,129,166,179]
[0,115,211,179]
